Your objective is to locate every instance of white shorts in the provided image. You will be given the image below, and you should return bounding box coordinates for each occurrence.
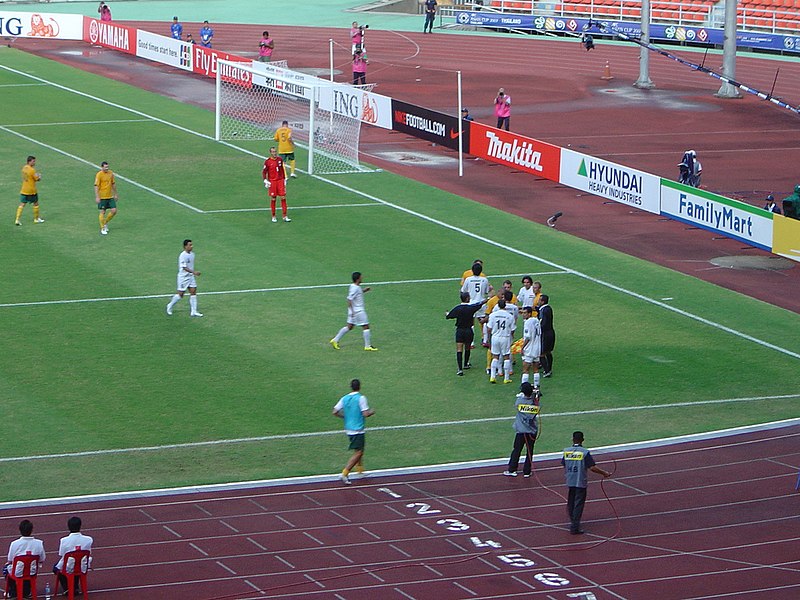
[522,352,540,364]
[491,336,511,356]
[347,309,369,327]
[177,273,197,292]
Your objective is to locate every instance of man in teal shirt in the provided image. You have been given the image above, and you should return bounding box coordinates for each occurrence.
[333,379,375,484]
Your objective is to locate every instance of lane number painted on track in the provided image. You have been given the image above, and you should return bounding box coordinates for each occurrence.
[498,554,536,568]
[470,536,501,548]
[406,502,441,515]
[534,573,570,586]
[377,487,402,498]
[567,593,597,599]
[436,518,470,531]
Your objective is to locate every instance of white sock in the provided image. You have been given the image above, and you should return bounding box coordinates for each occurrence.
[503,359,512,379]
[167,294,181,309]
[521,373,529,384]
[190,295,198,313]
[533,372,540,387]
[333,326,349,343]
[363,329,372,347]
[490,358,498,379]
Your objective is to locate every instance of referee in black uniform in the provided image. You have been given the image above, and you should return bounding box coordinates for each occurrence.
[446,292,488,376]
[537,294,555,377]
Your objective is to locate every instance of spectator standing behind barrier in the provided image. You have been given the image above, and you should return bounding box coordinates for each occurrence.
[461,107,473,121]
[562,431,610,535]
[186,34,196,45]
[423,0,438,33]
[763,194,781,214]
[258,31,274,62]
[4,519,45,599]
[199,20,213,48]
[351,22,365,53]
[353,49,368,86]
[98,2,111,22]
[494,88,511,131]
[170,16,183,40]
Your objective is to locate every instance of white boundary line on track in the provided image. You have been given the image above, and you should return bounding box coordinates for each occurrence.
[0,272,563,309]
[203,203,383,214]
[0,82,46,87]
[1,395,796,465]
[1,65,796,361]
[1,418,797,509]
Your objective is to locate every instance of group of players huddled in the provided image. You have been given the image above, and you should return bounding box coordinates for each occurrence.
[447,260,554,389]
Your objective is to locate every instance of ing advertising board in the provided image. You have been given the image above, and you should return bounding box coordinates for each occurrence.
[0,11,83,40]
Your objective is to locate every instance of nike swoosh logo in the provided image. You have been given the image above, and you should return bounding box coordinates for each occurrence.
[450,129,460,139]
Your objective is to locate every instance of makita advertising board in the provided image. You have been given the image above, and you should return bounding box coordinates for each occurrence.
[661,179,773,250]
[560,149,660,214]
[0,11,83,40]
[390,99,465,150]
[469,122,560,181]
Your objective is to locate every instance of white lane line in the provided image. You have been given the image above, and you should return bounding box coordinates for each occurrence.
[0,83,47,87]
[163,525,182,538]
[0,125,204,214]
[247,537,267,551]
[0,394,796,465]
[0,272,563,309]
[189,543,208,556]
[1,65,796,361]
[331,549,354,564]
[219,520,239,533]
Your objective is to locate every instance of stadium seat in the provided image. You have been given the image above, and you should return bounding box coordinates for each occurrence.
[4,552,38,600]
[53,548,91,600]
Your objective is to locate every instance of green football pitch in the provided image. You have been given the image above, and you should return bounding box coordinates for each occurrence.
[1,48,798,502]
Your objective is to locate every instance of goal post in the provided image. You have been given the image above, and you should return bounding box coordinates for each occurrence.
[214,59,369,175]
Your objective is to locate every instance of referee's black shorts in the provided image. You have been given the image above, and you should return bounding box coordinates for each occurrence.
[455,327,474,344]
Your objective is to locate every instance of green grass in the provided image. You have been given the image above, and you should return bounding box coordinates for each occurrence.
[1,48,798,502]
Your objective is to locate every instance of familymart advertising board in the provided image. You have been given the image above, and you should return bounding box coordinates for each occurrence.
[560,149,661,214]
[661,180,773,250]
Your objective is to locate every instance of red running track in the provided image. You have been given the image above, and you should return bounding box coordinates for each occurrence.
[2,422,798,599]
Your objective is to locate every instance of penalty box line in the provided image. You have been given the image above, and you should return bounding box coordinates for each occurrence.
[2,394,798,465]
[3,64,797,361]
[0,272,568,309]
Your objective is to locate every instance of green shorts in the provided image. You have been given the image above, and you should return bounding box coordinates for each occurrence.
[19,194,38,204]
[97,199,117,210]
[280,152,295,162]
[348,433,365,451]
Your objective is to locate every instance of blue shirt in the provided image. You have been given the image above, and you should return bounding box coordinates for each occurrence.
[335,392,369,434]
[199,26,213,47]
[171,22,183,40]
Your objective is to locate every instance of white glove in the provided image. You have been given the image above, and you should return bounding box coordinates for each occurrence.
[264,179,270,189]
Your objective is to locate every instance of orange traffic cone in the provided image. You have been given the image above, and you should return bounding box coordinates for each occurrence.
[601,61,614,81]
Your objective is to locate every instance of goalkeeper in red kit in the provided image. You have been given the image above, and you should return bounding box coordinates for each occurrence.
[262,146,291,222]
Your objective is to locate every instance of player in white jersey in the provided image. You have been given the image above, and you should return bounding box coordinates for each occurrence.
[330,271,377,351]
[460,261,491,348]
[520,306,542,388]
[487,299,515,384]
[517,275,535,309]
[166,239,203,317]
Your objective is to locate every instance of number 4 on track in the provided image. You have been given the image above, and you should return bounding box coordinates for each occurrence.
[469,536,501,548]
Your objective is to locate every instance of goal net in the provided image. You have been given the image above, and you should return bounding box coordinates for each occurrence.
[215,59,368,175]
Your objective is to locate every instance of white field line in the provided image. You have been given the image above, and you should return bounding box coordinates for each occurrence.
[0,64,797,361]
[0,272,564,309]
[203,203,383,214]
[0,82,47,87]
[0,125,204,214]
[1,395,797,465]
[3,118,153,127]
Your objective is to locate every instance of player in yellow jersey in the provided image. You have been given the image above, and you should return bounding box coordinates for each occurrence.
[94,161,118,235]
[460,259,486,285]
[15,155,44,226]
[273,120,297,178]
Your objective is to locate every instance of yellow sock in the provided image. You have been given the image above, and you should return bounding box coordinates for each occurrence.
[99,213,105,228]
[355,464,364,474]
[342,468,350,477]
[105,211,116,224]
[290,159,296,175]
[33,205,40,220]
[15,206,23,222]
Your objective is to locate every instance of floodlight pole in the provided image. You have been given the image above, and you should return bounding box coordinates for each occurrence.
[634,0,655,89]
[457,70,463,177]
[716,0,741,98]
